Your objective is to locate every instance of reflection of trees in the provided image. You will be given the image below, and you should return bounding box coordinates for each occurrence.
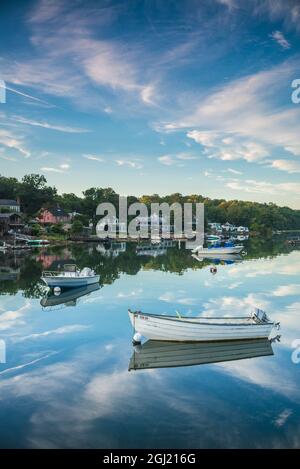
[0,238,293,298]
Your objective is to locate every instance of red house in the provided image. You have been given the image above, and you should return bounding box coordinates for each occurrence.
[38,207,71,225]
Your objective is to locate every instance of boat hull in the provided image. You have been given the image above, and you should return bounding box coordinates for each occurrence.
[41,275,100,288]
[129,311,274,342]
[129,338,274,370]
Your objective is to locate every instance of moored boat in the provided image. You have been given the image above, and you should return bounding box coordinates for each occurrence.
[128,309,277,342]
[41,264,99,288]
[40,283,100,307]
[129,338,274,371]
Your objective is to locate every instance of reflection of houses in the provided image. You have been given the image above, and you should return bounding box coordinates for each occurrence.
[0,213,24,235]
[36,250,72,269]
[38,207,71,225]
[0,199,20,213]
[96,242,126,257]
[136,240,175,257]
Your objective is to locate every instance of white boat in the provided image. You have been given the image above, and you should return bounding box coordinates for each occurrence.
[206,234,221,242]
[192,242,243,255]
[128,309,277,342]
[129,338,274,371]
[41,264,99,288]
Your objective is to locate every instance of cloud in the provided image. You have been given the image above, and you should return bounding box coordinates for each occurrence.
[270,31,291,49]
[40,163,70,173]
[158,152,195,166]
[16,325,91,342]
[162,60,300,166]
[227,168,243,175]
[274,409,292,427]
[226,179,300,197]
[270,159,300,173]
[83,154,104,162]
[0,129,31,158]
[0,301,31,331]
[13,116,89,133]
[273,284,300,297]
[115,159,143,169]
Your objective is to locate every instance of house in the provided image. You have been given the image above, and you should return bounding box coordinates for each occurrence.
[0,199,20,213]
[38,207,71,225]
[222,222,235,232]
[0,213,24,235]
[208,222,222,232]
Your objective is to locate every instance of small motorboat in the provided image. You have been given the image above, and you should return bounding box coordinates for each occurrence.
[192,240,243,255]
[41,264,99,288]
[128,309,278,343]
[129,338,274,371]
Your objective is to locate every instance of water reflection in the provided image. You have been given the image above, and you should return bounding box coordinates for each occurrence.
[40,284,101,309]
[129,338,275,371]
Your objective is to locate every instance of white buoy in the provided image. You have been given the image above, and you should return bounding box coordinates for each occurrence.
[54,286,61,296]
[132,332,142,345]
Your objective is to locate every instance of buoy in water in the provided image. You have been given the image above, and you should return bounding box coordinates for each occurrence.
[132,332,142,345]
[54,286,61,296]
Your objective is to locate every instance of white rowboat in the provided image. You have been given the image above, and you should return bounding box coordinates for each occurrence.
[128,309,277,342]
[129,338,274,371]
[41,264,99,288]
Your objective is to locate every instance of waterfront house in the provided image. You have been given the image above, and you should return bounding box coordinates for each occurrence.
[38,207,71,225]
[0,213,24,236]
[0,199,21,213]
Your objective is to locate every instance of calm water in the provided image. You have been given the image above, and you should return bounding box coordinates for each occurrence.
[0,238,299,448]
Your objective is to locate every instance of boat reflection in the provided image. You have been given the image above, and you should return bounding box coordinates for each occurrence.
[192,253,243,264]
[129,338,274,371]
[40,283,100,308]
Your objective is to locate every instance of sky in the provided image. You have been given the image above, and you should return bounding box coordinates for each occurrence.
[0,0,300,208]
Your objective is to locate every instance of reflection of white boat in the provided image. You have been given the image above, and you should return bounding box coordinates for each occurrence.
[192,253,243,263]
[40,283,100,307]
[0,242,8,253]
[129,338,274,371]
[192,242,243,255]
[128,309,276,342]
[41,264,99,287]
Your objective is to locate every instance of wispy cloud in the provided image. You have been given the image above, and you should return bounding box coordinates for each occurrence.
[270,159,300,173]
[0,129,31,158]
[83,154,104,162]
[40,163,70,173]
[270,30,291,49]
[115,159,143,169]
[13,116,90,133]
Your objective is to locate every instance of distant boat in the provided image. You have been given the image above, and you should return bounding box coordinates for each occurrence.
[192,241,243,255]
[129,338,274,371]
[40,283,100,307]
[128,309,277,342]
[27,239,50,247]
[41,264,99,288]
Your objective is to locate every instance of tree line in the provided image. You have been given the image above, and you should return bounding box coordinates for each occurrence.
[1,173,300,233]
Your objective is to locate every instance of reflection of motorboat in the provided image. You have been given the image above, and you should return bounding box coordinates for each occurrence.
[41,264,100,287]
[128,309,277,342]
[40,283,100,307]
[192,241,243,255]
[192,253,243,264]
[129,338,274,371]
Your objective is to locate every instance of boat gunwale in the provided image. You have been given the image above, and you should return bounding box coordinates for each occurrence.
[128,310,274,326]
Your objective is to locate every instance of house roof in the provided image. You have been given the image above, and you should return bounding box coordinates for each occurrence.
[0,213,22,219]
[0,199,19,206]
[42,207,69,217]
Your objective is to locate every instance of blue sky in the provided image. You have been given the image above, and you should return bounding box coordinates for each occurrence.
[0,0,300,208]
